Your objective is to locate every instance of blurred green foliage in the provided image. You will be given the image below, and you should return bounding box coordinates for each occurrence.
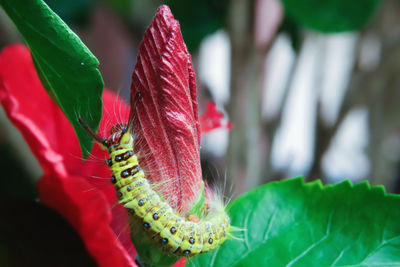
[104,0,134,18]
[166,0,229,52]
[281,0,381,32]
[44,0,96,25]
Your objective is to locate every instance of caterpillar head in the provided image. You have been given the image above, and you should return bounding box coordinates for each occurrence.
[78,118,133,151]
[97,92,141,151]
[101,123,134,152]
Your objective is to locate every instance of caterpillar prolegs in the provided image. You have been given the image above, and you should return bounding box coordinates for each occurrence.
[79,117,231,257]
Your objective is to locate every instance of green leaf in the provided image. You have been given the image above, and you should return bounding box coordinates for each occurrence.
[130,218,180,267]
[1,0,104,159]
[187,181,205,218]
[280,0,381,32]
[188,177,400,266]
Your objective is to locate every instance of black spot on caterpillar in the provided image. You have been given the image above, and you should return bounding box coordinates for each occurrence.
[78,97,231,257]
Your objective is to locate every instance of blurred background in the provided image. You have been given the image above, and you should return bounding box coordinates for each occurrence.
[1,0,400,208]
[1,0,399,265]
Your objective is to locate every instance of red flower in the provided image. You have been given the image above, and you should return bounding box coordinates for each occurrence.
[0,44,137,267]
[0,5,228,267]
[200,102,232,135]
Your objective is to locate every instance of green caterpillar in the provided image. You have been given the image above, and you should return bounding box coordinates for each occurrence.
[79,111,230,257]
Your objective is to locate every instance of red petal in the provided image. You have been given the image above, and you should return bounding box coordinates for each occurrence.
[38,174,136,267]
[0,44,110,202]
[199,102,232,135]
[174,257,186,267]
[130,6,202,213]
[0,44,68,177]
[0,44,136,266]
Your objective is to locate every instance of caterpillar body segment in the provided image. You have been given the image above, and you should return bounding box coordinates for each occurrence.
[87,121,231,257]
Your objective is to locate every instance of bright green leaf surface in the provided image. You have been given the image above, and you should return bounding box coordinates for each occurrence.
[2,0,104,159]
[188,177,400,267]
[280,0,381,32]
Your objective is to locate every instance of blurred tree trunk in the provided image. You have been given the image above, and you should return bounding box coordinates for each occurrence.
[366,0,400,190]
[226,0,281,194]
[307,0,400,190]
[226,0,262,194]
[226,0,400,193]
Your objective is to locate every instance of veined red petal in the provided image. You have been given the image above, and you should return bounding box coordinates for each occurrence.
[130,5,202,213]
[200,102,232,135]
[0,44,136,266]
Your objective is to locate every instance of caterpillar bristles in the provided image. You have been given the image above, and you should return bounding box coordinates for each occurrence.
[78,107,232,257]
